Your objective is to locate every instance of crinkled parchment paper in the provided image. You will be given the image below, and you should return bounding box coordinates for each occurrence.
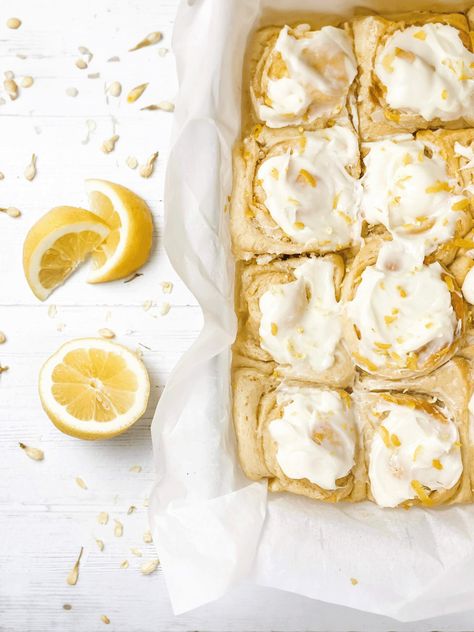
[150,0,474,619]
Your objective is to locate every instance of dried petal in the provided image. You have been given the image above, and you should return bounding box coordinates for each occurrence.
[24,154,37,181]
[21,76,33,88]
[126,155,138,169]
[140,101,174,112]
[98,328,115,339]
[66,87,78,97]
[95,539,105,551]
[143,530,153,544]
[19,442,44,461]
[101,135,119,154]
[114,519,123,537]
[107,81,122,97]
[142,300,153,312]
[129,464,142,473]
[139,151,158,178]
[66,547,83,585]
[129,32,162,52]
[6,17,22,29]
[141,558,160,575]
[130,547,143,557]
[75,477,87,489]
[120,560,129,569]
[97,511,109,525]
[160,302,170,316]
[127,505,136,515]
[4,79,18,100]
[127,83,148,103]
[101,615,110,625]
[160,281,173,294]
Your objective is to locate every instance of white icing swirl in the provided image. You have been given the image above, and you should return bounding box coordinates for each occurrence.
[257,126,361,248]
[368,398,462,507]
[257,25,357,127]
[362,137,468,257]
[259,258,341,372]
[375,23,474,121]
[270,385,355,489]
[346,242,457,371]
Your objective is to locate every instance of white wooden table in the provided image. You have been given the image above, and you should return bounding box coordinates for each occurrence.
[2,1,474,630]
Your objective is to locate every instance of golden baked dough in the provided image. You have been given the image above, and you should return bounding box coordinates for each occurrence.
[234,254,354,387]
[232,367,366,502]
[355,358,472,507]
[353,12,474,141]
[342,237,467,379]
[230,124,361,259]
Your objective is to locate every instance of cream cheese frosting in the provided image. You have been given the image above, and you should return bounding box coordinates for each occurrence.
[362,136,468,257]
[346,242,458,372]
[257,126,361,249]
[270,385,355,489]
[259,258,341,372]
[368,398,462,507]
[257,24,357,127]
[375,23,474,121]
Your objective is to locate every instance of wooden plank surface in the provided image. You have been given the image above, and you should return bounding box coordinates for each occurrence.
[2,1,474,630]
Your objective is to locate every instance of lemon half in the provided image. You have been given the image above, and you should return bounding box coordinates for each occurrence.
[23,206,110,301]
[86,179,153,283]
[39,338,150,440]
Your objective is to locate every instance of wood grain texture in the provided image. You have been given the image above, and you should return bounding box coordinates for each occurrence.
[2,0,474,630]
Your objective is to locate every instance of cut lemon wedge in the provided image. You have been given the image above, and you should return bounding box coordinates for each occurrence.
[39,338,150,440]
[85,179,153,283]
[23,206,110,301]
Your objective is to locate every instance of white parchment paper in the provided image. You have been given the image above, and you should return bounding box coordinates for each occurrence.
[150,0,474,619]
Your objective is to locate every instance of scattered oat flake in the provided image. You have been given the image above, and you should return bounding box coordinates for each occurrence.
[19,442,44,461]
[127,83,148,103]
[158,47,169,57]
[66,547,83,586]
[75,477,88,489]
[141,101,174,112]
[56,322,66,332]
[129,464,142,473]
[97,511,109,525]
[141,558,160,575]
[129,31,162,52]
[75,59,88,70]
[350,577,359,586]
[142,300,153,312]
[120,560,129,569]
[160,281,173,294]
[107,56,120,62]
[127,505,137,514]
[114,520,123,537]
[0,172,4,180]
[143,497,149,508]
[88,72,100,79]
[66,87,78,97]
[24,154,37,181]
[99,327,115,339]
[4,78,18,100]
[16,53,27,60]
[63,604,72,611]
[0,332,6,344]
[7,17,22,29]
[101,135,119,154]
[96,539,105,552]
[126,155,138,169]
[78,46,93,58]
[21,76,33,88]
[139,151,159,178]
[48,305,57,318]
[130,547,143,557]
[160,302,171,316]
[101,615,110,625]
[143,530,153,544]
[4,71,14,80]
